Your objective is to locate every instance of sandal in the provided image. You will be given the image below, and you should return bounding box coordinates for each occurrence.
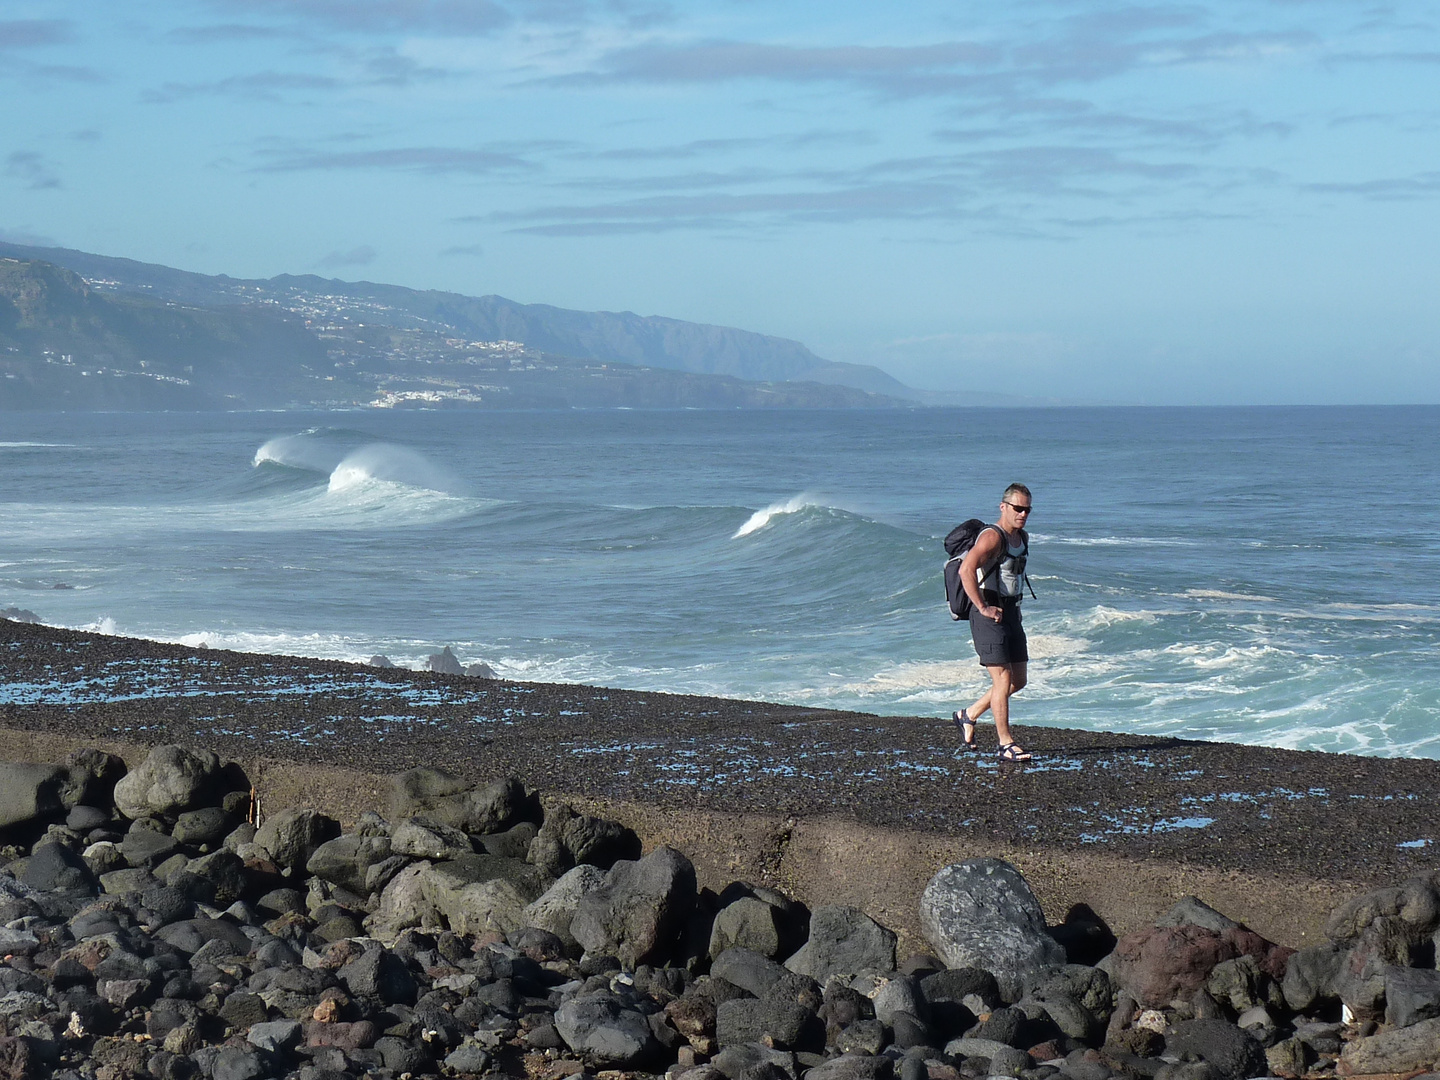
[952,710,977,750]
[997,742,1032,762]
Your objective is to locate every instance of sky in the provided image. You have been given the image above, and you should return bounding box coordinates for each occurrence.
[2,1,1439,405]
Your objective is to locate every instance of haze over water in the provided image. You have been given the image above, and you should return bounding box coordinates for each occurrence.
[2,406,1436,759]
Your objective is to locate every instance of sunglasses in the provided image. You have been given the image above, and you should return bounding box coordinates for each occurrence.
[1004,503,1033,514]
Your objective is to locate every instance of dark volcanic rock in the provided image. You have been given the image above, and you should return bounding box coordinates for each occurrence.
[1165,1019,1266,1080]
[555,990,659,1066]
[571,846,697,968]
[112,745,228,819]
[919,859,1064,1000]
[785,905,896,985]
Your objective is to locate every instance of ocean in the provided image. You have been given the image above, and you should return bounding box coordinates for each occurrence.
[1,406,1436,758]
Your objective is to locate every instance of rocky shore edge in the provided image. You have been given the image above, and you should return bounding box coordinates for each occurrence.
[3,743,1440,1080]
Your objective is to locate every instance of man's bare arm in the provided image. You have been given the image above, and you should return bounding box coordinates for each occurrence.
[959,528,1003,623]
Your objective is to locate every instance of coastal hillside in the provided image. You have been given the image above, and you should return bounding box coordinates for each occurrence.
[0,256,904,411]
[0,240,917,404]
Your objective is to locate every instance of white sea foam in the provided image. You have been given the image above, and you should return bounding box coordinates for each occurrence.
[327,444,456,495]
[253,431,342,473]
[1185,589,1279,603]
[733,495,817,538]
[0,442,77,449]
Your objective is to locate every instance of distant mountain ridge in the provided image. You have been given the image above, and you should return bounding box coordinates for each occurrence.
[0,240,916,399]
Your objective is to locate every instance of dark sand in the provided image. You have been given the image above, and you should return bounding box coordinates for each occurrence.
[2,618,1435,950]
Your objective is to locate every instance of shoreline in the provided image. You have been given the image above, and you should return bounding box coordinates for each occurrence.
[3,617,1437,951]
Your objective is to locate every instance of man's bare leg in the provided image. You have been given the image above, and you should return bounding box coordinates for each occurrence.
[987,664,1015,746]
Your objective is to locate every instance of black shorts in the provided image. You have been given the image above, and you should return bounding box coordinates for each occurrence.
[969,598,1028,666]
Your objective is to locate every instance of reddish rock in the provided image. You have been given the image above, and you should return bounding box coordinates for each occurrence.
[0,1036,34,1080]
[305,1019,377,1050]
[1027,1040,1065,1062]
[1109,925,1293,1007]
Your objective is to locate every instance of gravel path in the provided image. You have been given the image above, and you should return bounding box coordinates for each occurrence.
[3,618,1436,886]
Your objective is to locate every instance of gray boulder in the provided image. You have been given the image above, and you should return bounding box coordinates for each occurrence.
[1280,942,1344,1012]
[171,807,233,846]
[22,841,96,892]
[522,864,607,949]
[872,976,926,1027]
[1386,965,1440,1028]
[0,763,68,831]
[715,998,816,1049]
[1165,1019,1266,1080]
[785,906,896,984]
[113,745,224,819]
[367,862,439,940]
[253,808,340,871]
[1157,896,1240,932]
[339,943,417,1004]
[388,768,525,835]
[804,1055,894,1080]
[713,947,788,997]
[465,661,497,678]
[555,990,659,1066]
[391,816,475,860]
[711,897,785,959]
[306,833,395,894]
[571,845,697,968]
[426,645,465,674]
[1340,1015,1440,1074]
[369,655,394,668]
[919,859,1064,999]
[246,1020,301,1053]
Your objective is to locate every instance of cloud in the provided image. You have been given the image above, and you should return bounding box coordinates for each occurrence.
[440,243,485,257]
[360,46,451,85]
[168,23,298,43]
[213,0,510,36]
[1305,172,1440,200]
[4,152,61,191]
[0,19,74,49]
[144,71,340,103]
[318,245,377,267]
[254,145,539,174]
[565,39,999,92]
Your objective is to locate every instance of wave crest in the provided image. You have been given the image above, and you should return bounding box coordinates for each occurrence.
[734,495,823,538]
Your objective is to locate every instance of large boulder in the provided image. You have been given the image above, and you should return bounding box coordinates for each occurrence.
[1164,1019,1266,1080]
[0,752,126,833]
[426,646,464,675]
[307,833,395,895]
[1109,924,1291,1008]
[522,865,607,950]
[113,745,227,819]
[388,768,525,835]
[529,802,642,875]
[253,808,340,871]
[786,906,897,984]
[710,896,785,959]
[555,990,659,1066]
[919,859,1063,999]
[0,763,70,831]
[571,846,697,967]
[366,862,440,941]
[1281,942,1345,1012]
[1339,1015,1440,1074]
[1385,965,1440,1028]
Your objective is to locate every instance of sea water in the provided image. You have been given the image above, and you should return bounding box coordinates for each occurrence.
[0,407,1436,758]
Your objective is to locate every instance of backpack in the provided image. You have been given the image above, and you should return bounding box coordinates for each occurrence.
[943,520,1001,620]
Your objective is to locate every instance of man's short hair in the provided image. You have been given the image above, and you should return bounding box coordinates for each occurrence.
[1003,483,1031,501]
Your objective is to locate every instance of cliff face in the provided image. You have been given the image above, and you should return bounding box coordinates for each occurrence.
[0,240,919,402]
[0,258,332,409]
[0,256,905,411]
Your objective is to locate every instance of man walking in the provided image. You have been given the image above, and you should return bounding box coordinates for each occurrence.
[954,483,1033,761]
